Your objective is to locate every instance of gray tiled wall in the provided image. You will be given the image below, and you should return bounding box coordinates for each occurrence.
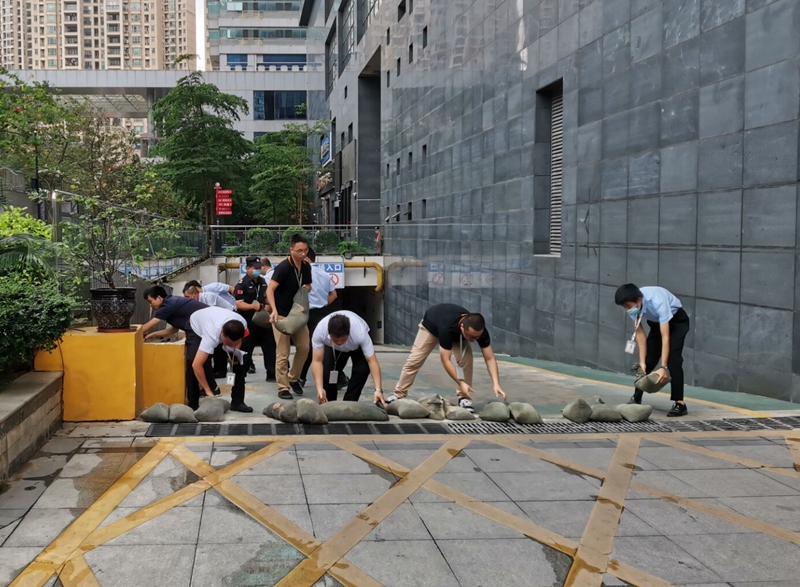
[317,0,800,402]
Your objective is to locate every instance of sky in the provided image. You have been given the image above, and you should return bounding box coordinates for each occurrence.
[195,0,206,69]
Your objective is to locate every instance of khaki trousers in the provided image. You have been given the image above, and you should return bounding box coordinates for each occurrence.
[394,324,473,397]
[272,321,310,391]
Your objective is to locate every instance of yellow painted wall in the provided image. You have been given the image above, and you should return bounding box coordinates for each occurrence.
[142,341,186,408]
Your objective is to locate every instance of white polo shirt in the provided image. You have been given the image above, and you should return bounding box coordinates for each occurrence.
[308,264,335,309]
[198,291,235,311]
[201,282,236,306]
[189,307,247,355]
[312,311,374,358]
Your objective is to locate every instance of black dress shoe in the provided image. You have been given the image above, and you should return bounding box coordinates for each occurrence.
[298,379,306,388]
[278,390,293,400]
[290,381,304,395]
[230,403,254,413]
[248,365,256,374]
[627,395,641,405]
[212,387,222,397]
[667,402,688,417]
[266,372,277,382]
[337,374,349,390]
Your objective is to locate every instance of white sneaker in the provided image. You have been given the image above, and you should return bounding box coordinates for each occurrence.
[385,394,399,404]
[458,398,475,413]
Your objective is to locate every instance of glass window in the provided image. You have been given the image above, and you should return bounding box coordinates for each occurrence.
[109,57,120,65]
[325,29,337,96]
[258,53,306,67]
[339,0,353,69]
[47,59,56,66]
[226,53,247,69]
[132,47,141,55]
[46,14,55,21]
[131,35,141,42]
[47,48,57,55]
[46,25,56,32]
[46,2,55,9]
[132,58,141,66]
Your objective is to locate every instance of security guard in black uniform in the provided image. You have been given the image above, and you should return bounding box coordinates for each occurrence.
[234,256,276,379]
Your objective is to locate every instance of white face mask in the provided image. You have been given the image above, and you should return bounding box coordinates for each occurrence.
[626,305,642,319]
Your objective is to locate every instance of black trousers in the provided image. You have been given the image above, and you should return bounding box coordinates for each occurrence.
[300,306,332,381]
[322,346,370,402]
[184,330,218,409]
[634,307,690,402]
[241,321,276,376]
[212,345,228,376]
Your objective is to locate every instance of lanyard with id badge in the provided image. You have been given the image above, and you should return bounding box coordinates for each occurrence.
[226,349,236,385]
[625,312,642,354]
[456,337,466,380]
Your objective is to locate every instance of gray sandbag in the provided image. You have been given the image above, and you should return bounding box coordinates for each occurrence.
[277,401,300,423]
[479,402,512,422]
[635,372,671,394]
[418,395,447,421]
[589,395,605,405]
[195,398,225,422]
[274,288,310,335]
[509,402,543,424]
[200,396,230,413]
[562,399,592,424]
[616,403,653,423]
[446,405,476,420]
[263,402,284,419]
[590,405,622,422]
[394,399,431,419]
[296,398,328,425]
[169,404,198,423]
[140,402,169,423]
[320,401,390,422]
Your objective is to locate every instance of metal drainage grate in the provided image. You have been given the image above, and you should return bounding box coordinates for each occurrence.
[145,416,799,437]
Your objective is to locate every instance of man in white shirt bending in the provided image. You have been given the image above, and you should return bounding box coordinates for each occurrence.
[183,281,236,307]
[310,311,385,406]
[183,285,235,310]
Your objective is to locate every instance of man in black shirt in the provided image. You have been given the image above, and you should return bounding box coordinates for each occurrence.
[266,233,313,400]
[141,285,219,409]
[388,303,507,412]
[234,256,275,385]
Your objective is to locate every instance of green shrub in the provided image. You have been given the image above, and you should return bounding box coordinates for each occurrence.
[337,240,371,256]
[246,228,277,253]
[224,245,248,255]
[314,231,340,253]
[0,207,52,239]
[0,276,74,376]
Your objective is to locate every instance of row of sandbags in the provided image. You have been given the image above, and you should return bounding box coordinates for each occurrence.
[561,397,653,423]
[139,397,231,423]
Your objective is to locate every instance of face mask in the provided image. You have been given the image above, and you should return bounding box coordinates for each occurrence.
[626,305,641,319]
[252,269,262,277]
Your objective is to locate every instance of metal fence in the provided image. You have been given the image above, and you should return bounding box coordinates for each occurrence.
[211,224,382,257]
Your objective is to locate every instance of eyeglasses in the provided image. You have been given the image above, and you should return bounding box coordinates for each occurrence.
[292,247,309,255]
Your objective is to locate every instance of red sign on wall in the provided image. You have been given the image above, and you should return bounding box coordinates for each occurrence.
[215,189,233,216]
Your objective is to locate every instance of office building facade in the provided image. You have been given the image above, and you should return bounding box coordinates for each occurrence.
[304,0,800,402]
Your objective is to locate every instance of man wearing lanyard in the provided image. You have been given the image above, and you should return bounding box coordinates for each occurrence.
[267,234,313,400]
[234,257,275,386]
[388,303,507,412]
[188,307,250,411]
[141,285,220,408]
[298,247,337,388]
[615,283,690,417]
[311,311,385,405]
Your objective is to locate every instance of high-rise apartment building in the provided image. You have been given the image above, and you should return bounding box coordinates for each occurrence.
[0,0,195,70]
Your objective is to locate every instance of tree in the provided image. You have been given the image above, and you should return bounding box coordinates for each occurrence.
[150,72,252,225]
[247,120,329,225]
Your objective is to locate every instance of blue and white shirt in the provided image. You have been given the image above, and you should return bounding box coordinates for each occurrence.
[308,264,336,309]
[640,286,682,324]
[202,282,236,307]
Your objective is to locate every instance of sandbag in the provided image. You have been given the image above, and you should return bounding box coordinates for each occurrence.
[140,403,169,423]
[195,398,225,422]
[296,398,328,425]
[320,401,390,421]
[274,288,310,335]
[277,401,299,423]
[393,399,431,419]
[418,395,447,421]
[446,406,476,420]
[562,399,592,423]
[616,404,653,422]
[263,402,284,419]
[590,405,622,422]
[509,402,543,424]
[252,309,272,329]
[635,372,671,394]
[200,396,230,413]
[480,402,511,422]
[169,404,198,423]
[588,395,605,405]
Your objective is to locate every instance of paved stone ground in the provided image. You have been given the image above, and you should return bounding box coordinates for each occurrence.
[224,347,800,422]
[2,354,800,587]
[2,425,800,587]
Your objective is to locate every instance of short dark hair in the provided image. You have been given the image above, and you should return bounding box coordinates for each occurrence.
[184,285,200,296]
[462,313,485,332]
[290,233,309,247]
[307,247,316,262]
[222,320,245,341]
[615,283,643,306]
[144,285,168,300]
[328,314,351,338]
[183,280,201,293]
[260,256,271,268]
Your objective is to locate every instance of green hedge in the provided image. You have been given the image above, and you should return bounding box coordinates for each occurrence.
[0,276,74,377]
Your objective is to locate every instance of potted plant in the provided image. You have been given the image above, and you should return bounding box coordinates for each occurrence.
[57,192,172,331]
